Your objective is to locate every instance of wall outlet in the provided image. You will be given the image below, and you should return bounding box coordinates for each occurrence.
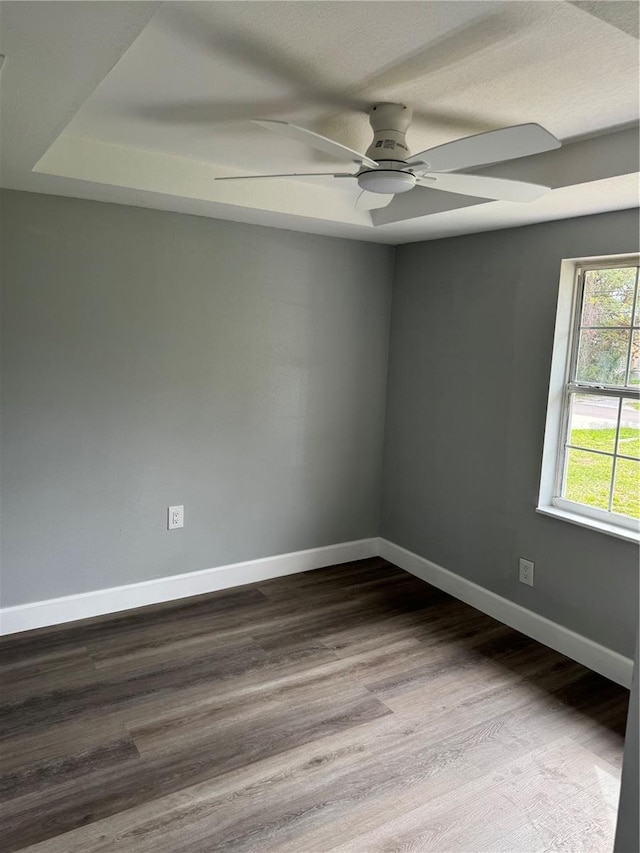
[519,557,534,586]
[168,505,184,530]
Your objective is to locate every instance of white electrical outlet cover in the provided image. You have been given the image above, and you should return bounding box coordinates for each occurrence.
[168,505,184,530]
[519,558,534,586]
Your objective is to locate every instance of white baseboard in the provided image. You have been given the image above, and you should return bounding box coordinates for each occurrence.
[2,535,633,689]
[378,538,634,689]
[0,538,379,636]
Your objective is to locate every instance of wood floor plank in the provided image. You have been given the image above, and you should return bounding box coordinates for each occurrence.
[129,685,390,759]
[88,630,259,674]
[12,711,409,853]
[0,647,98,703]
[106,679,620,853]
[328,737,620,853]
[0,587,268,666]
[0,715,133,775]
[492,780,620,853]
[0,642,270,741]
[0,557,628,853]
[319,598,493,657]
[0,734,140,803]
[1,692,390,851]
[256,557,400,600]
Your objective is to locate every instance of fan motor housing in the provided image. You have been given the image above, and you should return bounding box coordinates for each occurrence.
[365,102,412,161]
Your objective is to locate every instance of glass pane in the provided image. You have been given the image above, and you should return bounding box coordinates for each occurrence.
[619,398,640,459]
[567,394,618,453]
[612,458,640,519]
[564,449,613,510]
[581,267,636,327]
[575,329,629,385]
[629,329,640,386]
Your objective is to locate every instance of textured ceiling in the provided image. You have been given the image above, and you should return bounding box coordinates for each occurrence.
[0,1,638,243]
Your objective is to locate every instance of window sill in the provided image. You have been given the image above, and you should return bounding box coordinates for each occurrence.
[536,505,640,545]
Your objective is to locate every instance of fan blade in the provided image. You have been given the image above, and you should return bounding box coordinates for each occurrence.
[163,6,365,113]
[162,5,538,127]
[136,98,305,125]
[215,172,356,181]
[568,1,639,39]
[254,120,378,167]
[355,191,395,211]
[408,124,561,173]
[415,172,549,202]
[411,106,498,134]
[355,10,519,104]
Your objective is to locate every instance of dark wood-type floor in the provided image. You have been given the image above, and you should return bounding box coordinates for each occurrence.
[0,558,629,852]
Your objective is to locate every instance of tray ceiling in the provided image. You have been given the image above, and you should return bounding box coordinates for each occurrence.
[0,1,638,244]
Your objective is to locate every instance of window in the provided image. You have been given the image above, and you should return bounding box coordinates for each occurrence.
[539,255,640,542]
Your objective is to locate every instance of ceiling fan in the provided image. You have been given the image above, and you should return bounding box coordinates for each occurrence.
[215,103,561,211]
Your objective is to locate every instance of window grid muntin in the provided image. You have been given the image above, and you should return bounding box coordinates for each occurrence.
[624,266,640,386]
[608,395,624,512]
[564,445,639,464]
[556,262,640,519]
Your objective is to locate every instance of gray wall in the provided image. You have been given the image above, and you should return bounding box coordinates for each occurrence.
[1,189,638,660]
[382,209,639,657]
[615,633,639,852]
[0,190,394,606]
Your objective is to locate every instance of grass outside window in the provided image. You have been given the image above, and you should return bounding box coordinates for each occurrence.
[564,428,640,519]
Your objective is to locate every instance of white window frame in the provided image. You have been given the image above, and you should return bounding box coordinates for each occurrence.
[538,253,640,544]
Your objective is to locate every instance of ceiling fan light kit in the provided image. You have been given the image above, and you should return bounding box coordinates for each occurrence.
[215,102,561,214]
[358,167,416,195]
